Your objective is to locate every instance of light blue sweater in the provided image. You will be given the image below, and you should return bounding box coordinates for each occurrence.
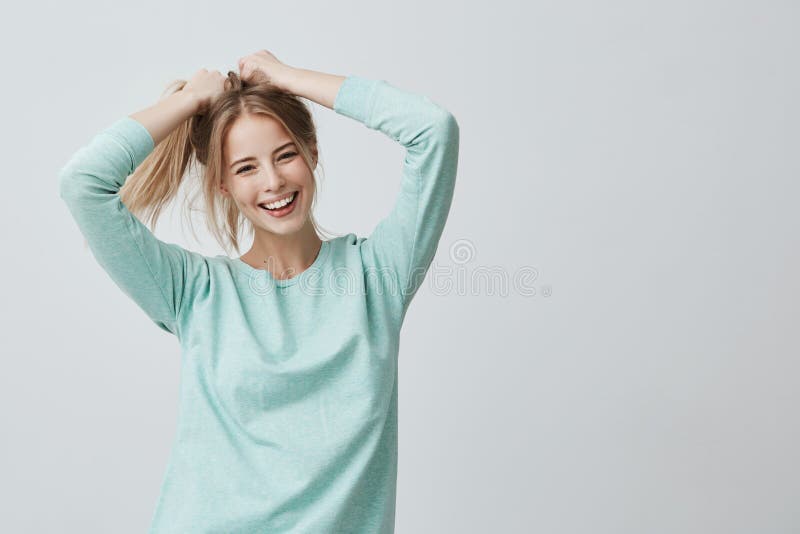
[58,75,459,533]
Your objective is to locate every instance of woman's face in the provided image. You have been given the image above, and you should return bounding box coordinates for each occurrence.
[220,113,316,237]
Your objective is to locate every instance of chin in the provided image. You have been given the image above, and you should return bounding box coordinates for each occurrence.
[253,210,309,235]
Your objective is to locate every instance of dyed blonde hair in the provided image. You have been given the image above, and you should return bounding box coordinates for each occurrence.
[118,70,339,256]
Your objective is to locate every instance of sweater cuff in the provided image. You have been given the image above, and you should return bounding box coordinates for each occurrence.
[105,116,156,170]
[333,75,381,125]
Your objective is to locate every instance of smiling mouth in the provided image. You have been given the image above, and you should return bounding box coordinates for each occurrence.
[258,191,299,217]
[259,191,297,211]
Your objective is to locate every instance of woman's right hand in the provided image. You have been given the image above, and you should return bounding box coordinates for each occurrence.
[183,68,227,114]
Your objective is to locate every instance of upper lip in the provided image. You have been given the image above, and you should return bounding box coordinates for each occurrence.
[258,191,297,205]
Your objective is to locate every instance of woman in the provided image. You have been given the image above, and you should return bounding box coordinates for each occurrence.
[58,49,459,533]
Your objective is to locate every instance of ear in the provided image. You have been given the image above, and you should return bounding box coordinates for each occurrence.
[219,179,230,198]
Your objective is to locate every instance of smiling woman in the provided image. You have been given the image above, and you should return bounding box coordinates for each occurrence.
[121,71,338,273]
[58,55,459,532]
[218,110,322,273]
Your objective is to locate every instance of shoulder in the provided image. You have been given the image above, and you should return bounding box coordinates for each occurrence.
[321,232,368,251]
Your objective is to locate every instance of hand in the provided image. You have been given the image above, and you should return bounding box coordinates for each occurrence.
[237,49,294,91]
[183,68,226,114]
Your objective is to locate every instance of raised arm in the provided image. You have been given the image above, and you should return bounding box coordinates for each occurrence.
[58,88,208,336]
[331,76,460,313]
[240,57,460,314]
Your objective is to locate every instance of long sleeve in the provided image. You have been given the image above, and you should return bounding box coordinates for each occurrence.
[58,116,204,337]
[333,76,460,313]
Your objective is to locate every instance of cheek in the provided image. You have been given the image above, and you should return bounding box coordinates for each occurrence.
[301,183,315,207]
[224,187,254,211]
[296,169,316,193]
[235,182,261,202]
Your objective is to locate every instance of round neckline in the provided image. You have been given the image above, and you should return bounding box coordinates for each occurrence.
[233,239,331,288]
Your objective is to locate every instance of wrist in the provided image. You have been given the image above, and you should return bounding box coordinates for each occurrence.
[276,66,302,93]
[175,88,201,116]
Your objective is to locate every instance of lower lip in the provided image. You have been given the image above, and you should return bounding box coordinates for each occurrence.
[260,192,299,218]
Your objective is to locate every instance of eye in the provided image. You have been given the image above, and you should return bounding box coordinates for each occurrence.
[236,152,297,174]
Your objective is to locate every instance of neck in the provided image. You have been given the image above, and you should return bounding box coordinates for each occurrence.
[243,221,323,280]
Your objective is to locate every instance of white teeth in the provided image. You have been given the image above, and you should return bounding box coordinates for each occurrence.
[260,192,296,210]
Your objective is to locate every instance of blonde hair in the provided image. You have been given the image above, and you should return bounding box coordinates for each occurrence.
[117,70,340,256]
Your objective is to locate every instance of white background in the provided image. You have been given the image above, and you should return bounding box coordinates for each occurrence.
[1,1,798,532]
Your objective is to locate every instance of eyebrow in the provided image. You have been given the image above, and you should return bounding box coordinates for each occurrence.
[229,142,296,169]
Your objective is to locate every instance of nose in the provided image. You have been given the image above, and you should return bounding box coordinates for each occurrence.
[258,166,287,192]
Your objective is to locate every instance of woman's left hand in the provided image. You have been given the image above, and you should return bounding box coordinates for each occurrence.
[237,49,295,91]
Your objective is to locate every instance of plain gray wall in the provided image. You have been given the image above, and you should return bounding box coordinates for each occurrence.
[2,1,799,532]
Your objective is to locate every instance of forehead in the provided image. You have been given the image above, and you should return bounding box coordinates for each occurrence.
[224,114,289,160]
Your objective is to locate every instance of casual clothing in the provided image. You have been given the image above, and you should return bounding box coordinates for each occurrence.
[58,75,459,533]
